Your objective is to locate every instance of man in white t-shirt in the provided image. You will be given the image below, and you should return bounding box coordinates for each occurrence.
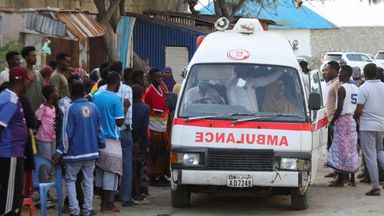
[355,63,384,196]
[0,51,21,86]
[326,65,359,186]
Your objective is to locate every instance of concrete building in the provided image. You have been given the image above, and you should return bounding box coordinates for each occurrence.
[0,8,107,71]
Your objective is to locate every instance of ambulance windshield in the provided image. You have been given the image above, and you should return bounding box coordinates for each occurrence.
[179,64,306,122]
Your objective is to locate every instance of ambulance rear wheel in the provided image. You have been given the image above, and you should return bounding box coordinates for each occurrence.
[291,189,308,210]
[171,186,191,208]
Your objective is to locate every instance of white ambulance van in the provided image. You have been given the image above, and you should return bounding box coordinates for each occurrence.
[169,18,327,210]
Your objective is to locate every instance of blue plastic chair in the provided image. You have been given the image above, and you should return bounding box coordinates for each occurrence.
[32,156,63,216]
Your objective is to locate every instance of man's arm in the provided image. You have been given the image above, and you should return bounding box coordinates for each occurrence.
[114,97,125,127]
[0,125,3,138]
[355,87,366,122]
[0,102,16,138]
[96,107,105,149]
[354,104,363,121]
[53,108,73,165]
[330,87,346,126]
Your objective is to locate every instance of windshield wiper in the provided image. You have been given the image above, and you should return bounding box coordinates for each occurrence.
[232,114,300,124]
[185,113,256,122]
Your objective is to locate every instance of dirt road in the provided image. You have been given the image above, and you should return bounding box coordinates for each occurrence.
[42,159,384,216]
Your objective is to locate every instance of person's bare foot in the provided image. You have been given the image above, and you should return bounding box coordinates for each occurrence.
[324,172,338,178]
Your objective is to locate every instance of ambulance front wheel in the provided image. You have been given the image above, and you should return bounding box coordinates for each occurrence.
[171,186,191,208]
[291,189,308,210]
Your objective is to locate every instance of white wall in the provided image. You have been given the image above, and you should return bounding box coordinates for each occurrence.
[270,29,311,58]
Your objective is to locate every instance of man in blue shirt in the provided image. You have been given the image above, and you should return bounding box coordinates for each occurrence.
[0,67,29,215]
[98,63,133,207]
[53,82,105,216]
[93,72,124,213]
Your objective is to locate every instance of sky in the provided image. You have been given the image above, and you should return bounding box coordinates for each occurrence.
[196,0,384,26]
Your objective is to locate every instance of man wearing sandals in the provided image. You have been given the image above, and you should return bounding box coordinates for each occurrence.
[355,63,384,196]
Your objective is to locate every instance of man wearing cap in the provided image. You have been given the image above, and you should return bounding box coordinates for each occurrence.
[0,67,30,215]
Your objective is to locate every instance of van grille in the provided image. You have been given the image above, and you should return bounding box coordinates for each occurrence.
[207,149,274,171]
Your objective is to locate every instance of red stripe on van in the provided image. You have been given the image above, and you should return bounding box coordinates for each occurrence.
[173,118,328,131]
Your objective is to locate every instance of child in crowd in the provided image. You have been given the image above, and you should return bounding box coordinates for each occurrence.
[35,85,59,182]
[34,85,59,208]
[131,84,151,205]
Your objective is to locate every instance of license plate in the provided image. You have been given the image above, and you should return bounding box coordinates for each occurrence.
[227,175,253,188]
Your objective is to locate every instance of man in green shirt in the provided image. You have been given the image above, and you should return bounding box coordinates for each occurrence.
[21,46,44,112]
[49,53,71,98]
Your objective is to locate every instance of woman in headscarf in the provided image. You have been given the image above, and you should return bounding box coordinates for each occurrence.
[39,65,53,86]
[262,79,298,113]
[161,66,176,92]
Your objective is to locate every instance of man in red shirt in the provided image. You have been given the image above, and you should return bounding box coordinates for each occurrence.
[143,68,170,186]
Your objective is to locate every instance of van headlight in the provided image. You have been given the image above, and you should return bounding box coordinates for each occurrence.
[280,158,297,170]
[182,153,200,165]
[171,152,200,166]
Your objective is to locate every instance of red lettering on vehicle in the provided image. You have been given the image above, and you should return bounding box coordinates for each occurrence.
[280,136,288,146]
[194,132,289,146]
[257,135,265,145]
[195,132,203,142]
[246,134,255,144]
[237,134,245,144]
[226,133,235,143]
[216,133,225,143]
[267,135,278,146]
[205,132,214,142]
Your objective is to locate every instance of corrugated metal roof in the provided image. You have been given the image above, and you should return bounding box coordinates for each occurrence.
[25,11,106,39]
[26,13,66,36]
[200,1,337,30]
[56,12,106,39]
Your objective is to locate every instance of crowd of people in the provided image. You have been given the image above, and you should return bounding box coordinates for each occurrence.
[310,60,384,196]
[0,47,179,216]
[2,44,384,216]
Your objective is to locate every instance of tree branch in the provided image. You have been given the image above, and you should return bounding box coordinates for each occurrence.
[94,0,107,20]
[230,0,246,18]
[188,0,199,15]
[106,0,121,20]
[217,0,229,18]
[119,0,126,16]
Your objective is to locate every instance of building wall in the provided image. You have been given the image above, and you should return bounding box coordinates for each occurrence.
[270,29,311,58]
[132,18,205,75]
[0,13,26,46]
[310,26,384,68]
[0,0,187,13]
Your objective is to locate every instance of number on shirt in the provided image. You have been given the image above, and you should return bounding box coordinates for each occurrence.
[351,94,357,104]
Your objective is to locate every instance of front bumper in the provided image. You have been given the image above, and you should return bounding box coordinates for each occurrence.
[172,170,300,187]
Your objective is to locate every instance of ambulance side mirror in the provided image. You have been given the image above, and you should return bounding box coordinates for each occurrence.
[166,92,178,112]
[308,93,321,110]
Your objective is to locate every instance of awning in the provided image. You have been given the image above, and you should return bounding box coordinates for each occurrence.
[26,11,107,40]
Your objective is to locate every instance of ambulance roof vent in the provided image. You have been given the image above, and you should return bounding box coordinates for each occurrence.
[234,18,264,34]
[215,17,230,31]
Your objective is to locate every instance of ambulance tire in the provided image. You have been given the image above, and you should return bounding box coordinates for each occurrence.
[171,186,191,208]
[290,190,308,210]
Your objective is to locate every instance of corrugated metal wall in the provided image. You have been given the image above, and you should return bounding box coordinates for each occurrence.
[132,18,205,71]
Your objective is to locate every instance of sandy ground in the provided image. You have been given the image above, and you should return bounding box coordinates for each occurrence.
[39,156,384,216]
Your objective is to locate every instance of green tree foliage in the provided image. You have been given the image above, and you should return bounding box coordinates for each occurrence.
[0,40,23,71]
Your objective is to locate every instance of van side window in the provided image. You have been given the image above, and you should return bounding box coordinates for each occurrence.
[309,71,323,107]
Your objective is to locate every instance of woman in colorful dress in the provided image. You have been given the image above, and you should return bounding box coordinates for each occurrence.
[144,68,170,186]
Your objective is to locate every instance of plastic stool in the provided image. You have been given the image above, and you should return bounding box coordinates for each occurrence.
[21,197,35,216]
